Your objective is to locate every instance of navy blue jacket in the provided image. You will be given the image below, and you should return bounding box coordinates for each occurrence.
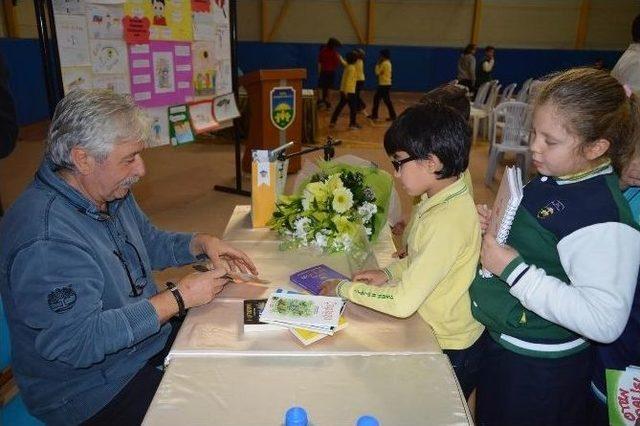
[0,159,195,424]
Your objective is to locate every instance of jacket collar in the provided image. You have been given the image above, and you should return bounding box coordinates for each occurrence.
[553,160,612,185]
[416,176,468,218]
[36,157,125,221]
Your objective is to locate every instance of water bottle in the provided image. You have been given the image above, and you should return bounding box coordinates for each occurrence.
[356,415,380,426]
[285,406,308,426]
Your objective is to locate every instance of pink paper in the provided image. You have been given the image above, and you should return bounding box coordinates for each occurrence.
[128,41,193,107]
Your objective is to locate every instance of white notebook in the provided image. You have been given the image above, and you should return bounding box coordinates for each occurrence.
[480,166,524,278]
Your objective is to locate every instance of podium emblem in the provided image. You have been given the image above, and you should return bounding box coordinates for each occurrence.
[270,86,296,131]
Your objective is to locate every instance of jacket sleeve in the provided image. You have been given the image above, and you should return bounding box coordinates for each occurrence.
[505,222,640,343]
[10,240,161,368]
[338,219,459,318]
[128,196,195,270]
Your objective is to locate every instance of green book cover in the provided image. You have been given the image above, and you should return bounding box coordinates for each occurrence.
[606,367,640,425]
[168,104,194,146]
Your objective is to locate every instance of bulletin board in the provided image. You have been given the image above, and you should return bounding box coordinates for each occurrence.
[51,0,237,147]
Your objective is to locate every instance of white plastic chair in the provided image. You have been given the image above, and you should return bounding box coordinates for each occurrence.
[515,78,533,102]
[485,101,533,186]
[470,80,499,143]
[500,83,517,103]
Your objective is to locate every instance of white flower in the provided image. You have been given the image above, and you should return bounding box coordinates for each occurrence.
[357,201,377,222]
[365,227,372,236]
[332,187,354,213]
[332,233,352,251]
[313,232,328,249]
[293,217,311,240]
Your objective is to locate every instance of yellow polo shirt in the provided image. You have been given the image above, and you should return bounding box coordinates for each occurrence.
[337,177,484,350]
[340,64,357,94]
[355,58,365,82]
[375,59,392,86]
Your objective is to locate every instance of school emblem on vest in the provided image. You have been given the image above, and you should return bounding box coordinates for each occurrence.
[47,286,77,313]
[537,200,565,219]
[270,86,295,130]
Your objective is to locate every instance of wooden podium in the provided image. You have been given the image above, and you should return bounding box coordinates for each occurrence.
[239,68,307,173]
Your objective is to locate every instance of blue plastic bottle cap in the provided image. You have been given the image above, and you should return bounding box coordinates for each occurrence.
[285,406,308,426]
[356,415,380,426]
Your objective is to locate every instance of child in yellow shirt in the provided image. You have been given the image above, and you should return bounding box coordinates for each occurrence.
[368,49,397,122]
[322,102,484,399]
[329,51,360,129]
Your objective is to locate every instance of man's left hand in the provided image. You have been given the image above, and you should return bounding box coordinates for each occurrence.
[480,233,519,277]
[320,279,341,296]
[191,234,258,275]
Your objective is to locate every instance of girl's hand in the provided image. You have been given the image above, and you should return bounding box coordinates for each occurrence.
[352,269,388,286]
[481,233,519,276]
[477,204,492,234]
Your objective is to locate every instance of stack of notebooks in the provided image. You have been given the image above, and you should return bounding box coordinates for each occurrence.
[244,289,348,345]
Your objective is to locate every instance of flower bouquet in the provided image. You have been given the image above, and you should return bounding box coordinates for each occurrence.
[267,161,393,255]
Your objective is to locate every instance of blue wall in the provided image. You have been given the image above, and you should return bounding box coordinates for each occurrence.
[0,38,626,125]
[0,38,49,126]
[238,41,624,92]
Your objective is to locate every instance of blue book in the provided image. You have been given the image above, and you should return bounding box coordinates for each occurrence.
[289,264,349,295]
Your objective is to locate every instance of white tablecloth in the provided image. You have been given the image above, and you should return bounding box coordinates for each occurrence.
[144,206,471,425]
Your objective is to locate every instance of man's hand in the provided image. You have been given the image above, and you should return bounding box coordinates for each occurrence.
[320,278,342,296]
[620,156,640,189]
[190,234,258,275]
[477,204,491,234]
[177,269,230,309]
[352,269,388,285]
[480,233,519,277]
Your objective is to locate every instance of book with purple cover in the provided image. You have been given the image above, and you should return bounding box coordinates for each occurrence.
[289,264,349,295]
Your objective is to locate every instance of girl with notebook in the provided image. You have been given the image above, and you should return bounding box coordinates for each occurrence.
[470,68,640,425]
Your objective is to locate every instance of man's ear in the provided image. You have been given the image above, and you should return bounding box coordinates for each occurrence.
[584,138,610,161]
[70,147,94,175]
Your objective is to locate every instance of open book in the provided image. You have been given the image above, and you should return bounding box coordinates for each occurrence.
[480,166,524,278]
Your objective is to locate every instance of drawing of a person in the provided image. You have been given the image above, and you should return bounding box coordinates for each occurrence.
[156,58,170,88]
[152,118,162,142]
[152,0,167,26]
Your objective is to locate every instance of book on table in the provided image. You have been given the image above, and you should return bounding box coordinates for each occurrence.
[289,264,349,295]
[259,290,346,335]
[243,299,286,332]
[480,166,524,277]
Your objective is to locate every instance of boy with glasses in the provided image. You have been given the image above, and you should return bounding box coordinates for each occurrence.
[322,102,485,400]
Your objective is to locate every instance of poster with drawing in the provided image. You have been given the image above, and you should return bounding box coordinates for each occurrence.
[90,39,128,73]
[214,58,231,96]
[128,41,192,107]
[56,14,91,66]
[93,74,130,94]
[86,4,124,39]
[213,21,230,60]
[211,0,227,23]
[62,66,93,92]
[124,0,193,41]
[192,9,214,40]
[192,41,215,96]
[212,93,239,122]
[145,106,170,146]
[189,100,218,133]
[53,0,85,15]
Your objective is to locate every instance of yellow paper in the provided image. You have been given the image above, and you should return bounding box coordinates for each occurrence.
[251,161,277,228]
[125,0,193,41]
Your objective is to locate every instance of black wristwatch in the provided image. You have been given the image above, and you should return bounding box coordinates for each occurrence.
[166,281,186,317]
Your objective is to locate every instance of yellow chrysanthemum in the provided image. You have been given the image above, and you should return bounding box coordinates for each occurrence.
[305,181,328,204]
[332,187,353,213]
[325,174,344,193]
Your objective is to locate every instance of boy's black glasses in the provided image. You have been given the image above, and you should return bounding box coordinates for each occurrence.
[113,240,148,297]
[391,156,416,172]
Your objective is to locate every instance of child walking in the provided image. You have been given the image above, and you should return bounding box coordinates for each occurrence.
[470,68,640,426]
[329,51,360,129]
[354,48,366,113]
[368,49,397,122]
[316,37,341,109]
[322,102,485,399]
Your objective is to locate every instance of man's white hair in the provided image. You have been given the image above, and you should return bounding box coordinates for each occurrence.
[46,89,151,170]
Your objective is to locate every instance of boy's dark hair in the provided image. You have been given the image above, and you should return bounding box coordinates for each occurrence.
[420,84,470,120]
[327,37,342,49]
[485,45,495,52]
[383,103,471,179]
[345,51,357,64]
[380,49,390,59]
[463,44,476,54]
[633,14,640,42]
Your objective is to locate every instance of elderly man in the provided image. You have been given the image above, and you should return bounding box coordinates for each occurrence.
[0,90,257,425]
